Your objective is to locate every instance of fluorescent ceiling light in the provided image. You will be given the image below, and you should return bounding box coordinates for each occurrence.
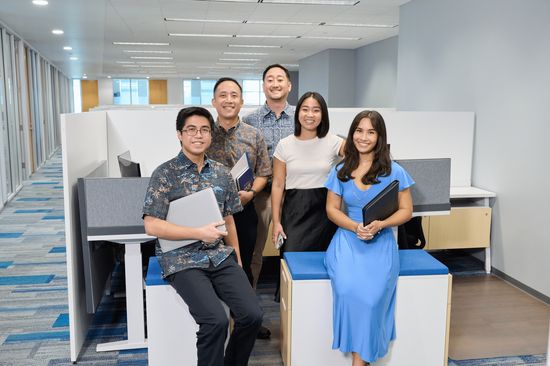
[227,45,282,48]
[139,65,176,68]
[219,58,261,61]
[52,30,64,34]
[195,66,229,69]
[170,33,360,40]
[223,52,269,55]
[116,61,135,64]
[113,42,170,46]
[130,56,174,59]
[150,71,178,74]
[166,18,390,28]
[136,62,175,64]
[193,0,359,5]
[33,0,48,5]
[63,46,72,50]
[70,57,77,60]
[122,65,141,67]
[169,34,233,38]
[216,63,256,66]
[123,50,172,53]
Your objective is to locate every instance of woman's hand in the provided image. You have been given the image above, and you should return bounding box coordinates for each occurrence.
[356,220,383,241]
[272,222,287,247]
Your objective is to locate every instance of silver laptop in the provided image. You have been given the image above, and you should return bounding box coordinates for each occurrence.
[158,187,226,253]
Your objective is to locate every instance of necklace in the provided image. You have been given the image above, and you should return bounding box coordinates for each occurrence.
[351,180,369,200]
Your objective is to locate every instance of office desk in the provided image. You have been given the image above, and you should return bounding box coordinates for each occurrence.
[88,233,155,352]
[422,186,496,273]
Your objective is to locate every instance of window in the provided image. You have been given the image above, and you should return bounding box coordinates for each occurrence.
[73,79,82,113]
[242,80,266,106]
[183,79,265,105]
[113,79,149,105]
[183,79,215,105]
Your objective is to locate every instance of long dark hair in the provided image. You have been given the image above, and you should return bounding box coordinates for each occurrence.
[337,110,392,185]
[294,92,330,138]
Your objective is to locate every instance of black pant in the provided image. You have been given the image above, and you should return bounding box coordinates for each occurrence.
[233,202,258,286]
[166,252,263,366]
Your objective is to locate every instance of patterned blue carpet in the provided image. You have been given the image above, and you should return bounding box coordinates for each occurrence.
[0,150,546,365]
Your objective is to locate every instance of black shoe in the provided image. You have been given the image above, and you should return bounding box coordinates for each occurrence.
[256,325,271,339]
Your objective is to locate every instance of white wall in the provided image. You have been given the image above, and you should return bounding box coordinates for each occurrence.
[354,36,398,108]
[396,0,550,298]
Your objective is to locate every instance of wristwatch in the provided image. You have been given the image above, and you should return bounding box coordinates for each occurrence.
[250,189,257,199]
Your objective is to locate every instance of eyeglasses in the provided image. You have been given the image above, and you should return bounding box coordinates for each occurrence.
[181,126,211,136]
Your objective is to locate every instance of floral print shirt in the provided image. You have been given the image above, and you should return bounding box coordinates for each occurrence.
[143,151,242,278]
[207,119,272,182]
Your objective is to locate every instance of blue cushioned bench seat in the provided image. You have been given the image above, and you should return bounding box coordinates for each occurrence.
[146,257,168,286]
[283,249,448,280]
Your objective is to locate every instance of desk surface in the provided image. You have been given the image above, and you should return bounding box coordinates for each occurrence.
[450,186,496,199]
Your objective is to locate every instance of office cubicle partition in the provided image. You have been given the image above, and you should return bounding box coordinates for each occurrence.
[62,108,474,361]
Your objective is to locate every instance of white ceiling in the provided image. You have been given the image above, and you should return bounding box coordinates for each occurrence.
[0,0,410,79]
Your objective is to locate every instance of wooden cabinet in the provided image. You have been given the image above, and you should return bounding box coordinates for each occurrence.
[423,207,492,250]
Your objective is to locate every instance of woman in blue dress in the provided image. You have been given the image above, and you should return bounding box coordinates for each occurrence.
[324,110,414,366]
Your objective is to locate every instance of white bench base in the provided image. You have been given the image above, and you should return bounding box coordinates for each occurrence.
[146,280,229,366]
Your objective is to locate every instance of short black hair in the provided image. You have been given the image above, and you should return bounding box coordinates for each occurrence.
[176,106,215,132]
[294,92,330,138]
[213,77,242,97]
[263,64,290,82]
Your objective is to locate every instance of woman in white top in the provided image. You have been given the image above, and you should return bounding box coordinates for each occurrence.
[271,92,345,297]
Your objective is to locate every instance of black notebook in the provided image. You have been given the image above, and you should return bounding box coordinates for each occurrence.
[362,180,400,226]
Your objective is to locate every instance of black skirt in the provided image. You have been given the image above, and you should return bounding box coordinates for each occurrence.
[279,187,337,256]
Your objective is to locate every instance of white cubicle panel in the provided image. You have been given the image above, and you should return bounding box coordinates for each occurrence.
[328,109,474,187]
[103,109,474,186]
[61,111,109,361]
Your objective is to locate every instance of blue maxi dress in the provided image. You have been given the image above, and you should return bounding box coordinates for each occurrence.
[324,161,414,363]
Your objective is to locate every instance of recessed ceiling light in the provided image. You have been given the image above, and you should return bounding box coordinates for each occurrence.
[63,46,72,50]
[70,57,77,60]
[146,76,150,79]
[82,76,87,79]
[130,56,174,60]
[113,42,170,46]
[123,50,172,53]
[107,76,111,78]
[33,0,48,5]
[228,45,282,48]
[52,30,64,35]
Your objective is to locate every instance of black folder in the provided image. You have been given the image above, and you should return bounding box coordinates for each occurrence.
[362,180,400,226]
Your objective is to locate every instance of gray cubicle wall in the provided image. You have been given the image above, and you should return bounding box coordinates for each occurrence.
[78,175,150,313]
[394,158,451,213]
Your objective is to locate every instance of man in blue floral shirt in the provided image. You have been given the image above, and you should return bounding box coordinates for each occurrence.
[242,64,295,291]
[143,106,263,366]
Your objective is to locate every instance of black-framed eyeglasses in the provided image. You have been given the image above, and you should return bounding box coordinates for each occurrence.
[181,126,211,136]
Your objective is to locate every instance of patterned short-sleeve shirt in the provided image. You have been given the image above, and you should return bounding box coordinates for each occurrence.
[142,150,242,278]
[207,119,272,181]
[242,102,295,190]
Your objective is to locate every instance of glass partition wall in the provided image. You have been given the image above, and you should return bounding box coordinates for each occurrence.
[0,25,69,210]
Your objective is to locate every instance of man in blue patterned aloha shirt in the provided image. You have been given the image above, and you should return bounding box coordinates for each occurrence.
[242,64,295,292]
[143,106,263,366]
